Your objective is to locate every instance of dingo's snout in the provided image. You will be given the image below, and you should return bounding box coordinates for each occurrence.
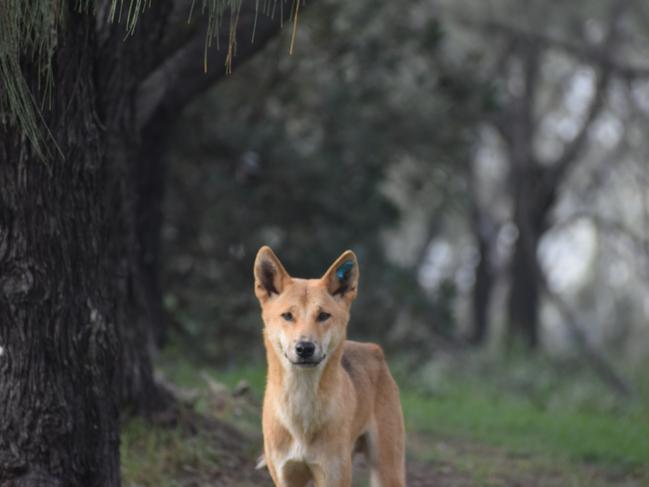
[295,340,315,359]
[287,338,325,367]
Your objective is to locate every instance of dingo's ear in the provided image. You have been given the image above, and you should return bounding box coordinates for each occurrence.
[322,250,359,303]
[254,246,290,303]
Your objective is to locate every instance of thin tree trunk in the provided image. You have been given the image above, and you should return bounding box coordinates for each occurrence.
[115,118,173,414]
[507,228,542,348]
[505,158,546,349]
[134,118,172,349]
[471,233,495,344]
[0,10,120,486]
[505,158,557,349]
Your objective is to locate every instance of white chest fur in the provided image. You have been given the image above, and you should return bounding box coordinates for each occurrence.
[274,366,327,437]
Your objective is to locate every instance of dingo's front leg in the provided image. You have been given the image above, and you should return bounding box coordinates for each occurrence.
[266,460,284,487]
[311,458,352,487]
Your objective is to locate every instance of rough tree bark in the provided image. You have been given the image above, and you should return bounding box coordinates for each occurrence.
[0,1,297,483]
[0,9,121,486]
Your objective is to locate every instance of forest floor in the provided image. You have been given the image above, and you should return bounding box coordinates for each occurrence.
[121,351,649,487]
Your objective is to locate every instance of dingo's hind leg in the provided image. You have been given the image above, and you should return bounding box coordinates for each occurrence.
[368,367,405,487]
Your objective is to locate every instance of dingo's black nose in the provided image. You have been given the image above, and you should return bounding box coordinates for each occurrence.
[295,341,315,359]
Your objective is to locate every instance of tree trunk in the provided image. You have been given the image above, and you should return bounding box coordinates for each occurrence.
[506,227,542,348]
[133,118,172,349]
[471,233,495,345]
[1,3,304,482]
[0,10,120,486]
[116,118,173,414]
[505,172,552,349]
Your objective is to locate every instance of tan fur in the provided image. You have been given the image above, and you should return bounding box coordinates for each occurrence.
[254,246,405,487]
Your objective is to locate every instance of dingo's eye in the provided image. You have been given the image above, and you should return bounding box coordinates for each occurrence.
[317,311,331,322]
[281,312,293,322]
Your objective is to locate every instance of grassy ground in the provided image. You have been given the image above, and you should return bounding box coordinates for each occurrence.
[121,349,649,486]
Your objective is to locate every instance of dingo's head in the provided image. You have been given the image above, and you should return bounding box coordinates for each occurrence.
[254,246,359,369]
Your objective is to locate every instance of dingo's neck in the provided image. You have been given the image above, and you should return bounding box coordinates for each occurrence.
[265,337,344,438]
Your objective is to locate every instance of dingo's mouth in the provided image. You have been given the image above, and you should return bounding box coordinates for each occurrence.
[284,353,327,367]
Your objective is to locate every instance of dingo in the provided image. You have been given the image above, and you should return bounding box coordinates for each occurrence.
[253,246,405,487]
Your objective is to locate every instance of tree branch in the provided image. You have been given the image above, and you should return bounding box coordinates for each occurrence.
[136,0,223,85]
[136,0,294,129]
[471,17,649,80]
[545,71,610,186]
[541,0,628,200]
[519,43,541,147]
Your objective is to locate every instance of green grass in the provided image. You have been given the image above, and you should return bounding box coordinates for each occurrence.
[396,353,649,473]
[157,349,649,470]
[121,349,649,485]
[121,416,222,487]
[157,346,267,393]
[402,385,649,469]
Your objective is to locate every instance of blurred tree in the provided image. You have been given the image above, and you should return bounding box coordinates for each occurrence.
[0,0,293,484]
[440,0,649,348]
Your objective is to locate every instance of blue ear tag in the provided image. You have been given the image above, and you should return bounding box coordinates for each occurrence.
[336,260,354,281]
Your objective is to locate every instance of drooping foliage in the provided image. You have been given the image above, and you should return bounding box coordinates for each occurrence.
[0,0,297,157]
